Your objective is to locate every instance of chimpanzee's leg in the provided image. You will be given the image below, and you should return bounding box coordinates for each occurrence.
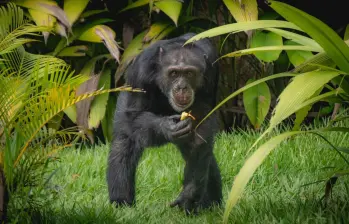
[107,136,143,206]
[170,113,222,214]
[202,155,222,208]
[171,138,222,214]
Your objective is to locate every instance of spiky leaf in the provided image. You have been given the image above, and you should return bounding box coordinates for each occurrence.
[223,131,302,223]
[269,1,349,74]
[185,20,301,45]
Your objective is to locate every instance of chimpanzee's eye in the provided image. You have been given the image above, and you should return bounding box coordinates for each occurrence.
[187,72,193,77]
[170,71,177,76]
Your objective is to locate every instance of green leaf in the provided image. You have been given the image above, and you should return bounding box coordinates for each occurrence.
[118,0,149,13]
[78,25,120,63]
[185,20,301,45]
[101,93,117,142]
[63,105,77,123]
[143,22,171,43]
[115,24,175,81]
[52,18,114,56]
[223,131,303,223]
[284,40,313,67]
[80,9,107,19]
[195,72,297,130]
[269,1,349,74]
[154,0,183,26]
[47,111,64,131]
[243,79,271,129]
[292,87,323,131]
[63,0,89,25]
[265,28,322,52]
[250,31,283,62]
[222,0,258,22]
[28,8,56,44]
[88,68,111,129]
[57,45,88,57]
[344,24,349,41]
[219,45,317,60]
[12,0,71,30]
[270,70,341,130]
[293,51,336,73]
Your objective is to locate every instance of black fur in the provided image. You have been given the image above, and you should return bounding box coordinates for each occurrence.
[107,33,222,214]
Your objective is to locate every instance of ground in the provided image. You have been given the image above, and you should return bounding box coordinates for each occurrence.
[16,127,349,223]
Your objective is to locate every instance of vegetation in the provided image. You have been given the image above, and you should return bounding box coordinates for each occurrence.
[0,0,348,222]
[185,1,349,221]
[9,124,349,223]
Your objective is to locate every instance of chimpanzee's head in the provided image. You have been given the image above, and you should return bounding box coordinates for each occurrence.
[156,46,207,112]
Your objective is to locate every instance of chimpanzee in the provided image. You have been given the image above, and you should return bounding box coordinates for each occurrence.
[107,33,222,214]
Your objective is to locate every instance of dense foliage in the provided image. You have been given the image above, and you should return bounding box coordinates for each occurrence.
[0,0,348,222]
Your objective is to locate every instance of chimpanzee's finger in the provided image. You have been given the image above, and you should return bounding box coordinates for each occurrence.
[170,199,181,208]
[168,115,181,122]
[173,118,191,131]
[172,121,192,138]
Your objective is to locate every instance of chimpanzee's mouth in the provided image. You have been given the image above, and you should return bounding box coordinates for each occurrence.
[169,90,194,112]
[175,100,191,107]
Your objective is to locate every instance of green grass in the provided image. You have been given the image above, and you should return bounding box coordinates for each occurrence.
[12,128,349,223]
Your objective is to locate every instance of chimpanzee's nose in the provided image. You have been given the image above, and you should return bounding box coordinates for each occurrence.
[175,79,188,91]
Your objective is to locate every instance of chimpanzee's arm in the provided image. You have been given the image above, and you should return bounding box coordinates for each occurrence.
[114,92,192,147]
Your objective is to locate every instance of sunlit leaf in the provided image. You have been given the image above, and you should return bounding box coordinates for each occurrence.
[292,87,323,131]
[116,24,175,81]
[250,31,283,62]
[78,25,120,62]
[54,21,67,38]
[143,22,171,43]
[154,0,183,26]
[88,68,111,129]
[75,54,111,129]
[269,1,349,74]
[219,45,317,60]
[267,70,341,133]
[284,40,313,67]
[265,28,322,52]
[63,105,77,123]
[63,0,89,25]
[222,0,258,22]
[185,20,301,45]
[57,45,88,57]
[12,0,71,30]
[101,93,117,142]
[293,52,334,73]
[243,79,271,129]
[223,131,302,223]
[118,0,149,13]
[80,9,107,19]
[52,18,114,56]
[28,8,56,44]
[196,72,296,130]
[344,24,349,41]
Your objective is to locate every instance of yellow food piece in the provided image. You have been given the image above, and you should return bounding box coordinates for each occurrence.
[180,111,196,120]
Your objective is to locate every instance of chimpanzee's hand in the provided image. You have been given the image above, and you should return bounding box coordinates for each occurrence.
[159,115,192,141]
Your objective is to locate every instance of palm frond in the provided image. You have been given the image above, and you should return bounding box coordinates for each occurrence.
[0,3,66,78]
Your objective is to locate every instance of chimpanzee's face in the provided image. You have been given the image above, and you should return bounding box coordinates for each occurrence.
[156,47,206,112]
